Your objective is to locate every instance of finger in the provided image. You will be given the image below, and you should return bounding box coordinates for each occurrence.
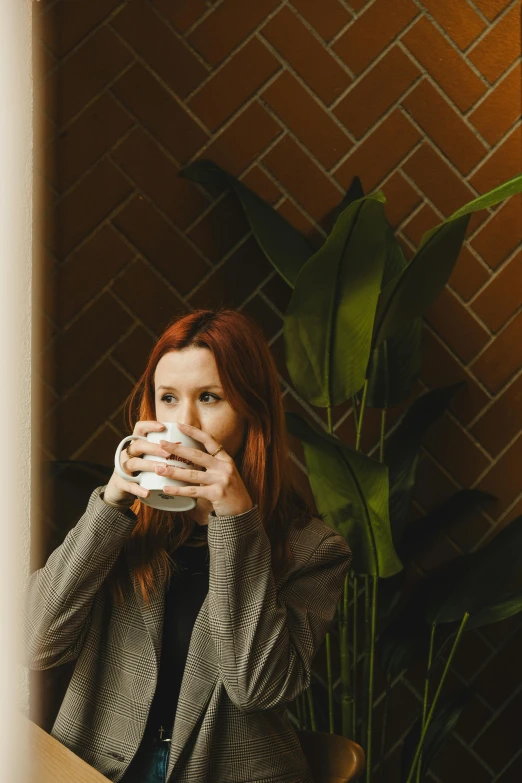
[160,484,203,498]
[176,423,219,455]
[114,476,150,499]
[159,441,214,469]
[133,420,166,437]
[155,464,212,484]
[126,439,171,459]
[123,482,150,499]
[126,456,171,474]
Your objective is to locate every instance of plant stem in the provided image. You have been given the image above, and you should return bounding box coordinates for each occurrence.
[296,692,302,728]
[365,575,378,783]
[352,572,358,742]
[326,631,334,733]
[306,686,316,731]
[340,572,353,737]
[379,675,392,783]
[300,691,308,729]
[416,624,436,783]
[405,614,470,783]
[362,575,370,752]
[355,381,368,451]
[379,409,387,463]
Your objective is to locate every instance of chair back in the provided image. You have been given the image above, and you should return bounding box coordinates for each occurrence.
[296,729,366,783]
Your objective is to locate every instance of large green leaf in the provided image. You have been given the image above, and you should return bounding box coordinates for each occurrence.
[425,514,522,625]
[179,160,313,287]
[362,236,423,409]
[373,172,522,347]
[398,488,497,564]
[466,589,522,630]
[377,489,496,629]
[328,175,364,229]
[401,690,471,782]
[284,193,389,407]
[286,411,402,577]
[384,383,465,544]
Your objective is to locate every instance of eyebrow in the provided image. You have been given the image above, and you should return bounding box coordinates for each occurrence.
[157,385,223,393]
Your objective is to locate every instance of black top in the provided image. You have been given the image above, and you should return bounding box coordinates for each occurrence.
[144,536,210,740]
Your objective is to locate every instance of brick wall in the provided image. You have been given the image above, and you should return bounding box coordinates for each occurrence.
[33,1,522,780]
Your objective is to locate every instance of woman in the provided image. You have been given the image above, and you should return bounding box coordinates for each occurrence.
[24,309,352,783]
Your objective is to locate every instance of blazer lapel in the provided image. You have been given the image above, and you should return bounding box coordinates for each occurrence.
[166,592,219,780]
[128,551,165,674]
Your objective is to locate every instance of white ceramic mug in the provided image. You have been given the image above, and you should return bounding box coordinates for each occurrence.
[114,422,204,512]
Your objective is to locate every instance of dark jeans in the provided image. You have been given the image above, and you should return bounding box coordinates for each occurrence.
[120,737,171,783]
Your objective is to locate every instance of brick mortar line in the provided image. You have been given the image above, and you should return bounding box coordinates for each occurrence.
[462,56,522,119]
[180,0,228,38]
[467,246,522,312]
[397,74,494,172]
[42,120,139,202]
[395,42,493,152]
[330,100,426,182]
[464,356,522,430]
[415,0,500,91]
[69,398,132,463]
[146,0,219,70]
[173,85,286,167]
[46,252,137,338]
[38,1,130,81]
[50,189,137,268]
[327,0,381,48]
[42,317,141,423]
[395,156,483,230]
[174,3,287,104]
[327,23,426,114]
[172,100,292,232]
[38,56,136,150]
[282,1,357,81]
[467,294,522,369]
[282,381,339,434]
[466,0,499,27]
[106,152,215,270]
[399,675,497,778]
[39,57,137,148]
[256,93,350,190]
[56,195,144,272]
[465,0,522,57]
[258,102,349,203]
[464,119,522,183]
[180,232,255,299]
[255,33,358,145]
[493,744,522,781]
[106,24,215,137]
[254,149,331,238]
[472,678,522,750]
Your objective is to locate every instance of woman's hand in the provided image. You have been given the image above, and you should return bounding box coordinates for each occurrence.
[154,422,254,518]
[103,421,171,506]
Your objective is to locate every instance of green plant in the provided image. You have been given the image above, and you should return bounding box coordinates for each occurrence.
[180,160,522,781]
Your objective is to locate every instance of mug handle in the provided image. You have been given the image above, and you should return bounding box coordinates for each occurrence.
[114,434,148,484]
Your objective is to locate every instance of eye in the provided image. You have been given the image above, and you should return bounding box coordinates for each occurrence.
[201,392,220,403]
[161,393,175,404]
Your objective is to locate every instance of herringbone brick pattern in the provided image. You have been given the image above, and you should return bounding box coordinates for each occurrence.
[33,0,522,780]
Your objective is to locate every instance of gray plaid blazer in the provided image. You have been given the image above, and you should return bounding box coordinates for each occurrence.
[23,486,352,783]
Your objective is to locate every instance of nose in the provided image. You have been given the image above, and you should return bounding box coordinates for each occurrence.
[174,400,201,431]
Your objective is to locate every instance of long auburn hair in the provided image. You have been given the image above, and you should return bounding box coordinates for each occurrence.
[109,308,322,606]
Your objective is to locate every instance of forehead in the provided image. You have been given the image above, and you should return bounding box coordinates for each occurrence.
[154,347,220,385]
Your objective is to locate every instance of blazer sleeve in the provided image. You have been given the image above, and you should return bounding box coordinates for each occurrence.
[207,504,352,713]
[22,485,137,671]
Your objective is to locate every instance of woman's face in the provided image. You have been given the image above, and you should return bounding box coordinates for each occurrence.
[154,347,247,460]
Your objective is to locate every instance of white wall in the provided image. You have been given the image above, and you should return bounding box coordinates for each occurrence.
[0,0,33,779]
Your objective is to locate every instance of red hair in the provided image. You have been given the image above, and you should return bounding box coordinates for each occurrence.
[109,309,321,605]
